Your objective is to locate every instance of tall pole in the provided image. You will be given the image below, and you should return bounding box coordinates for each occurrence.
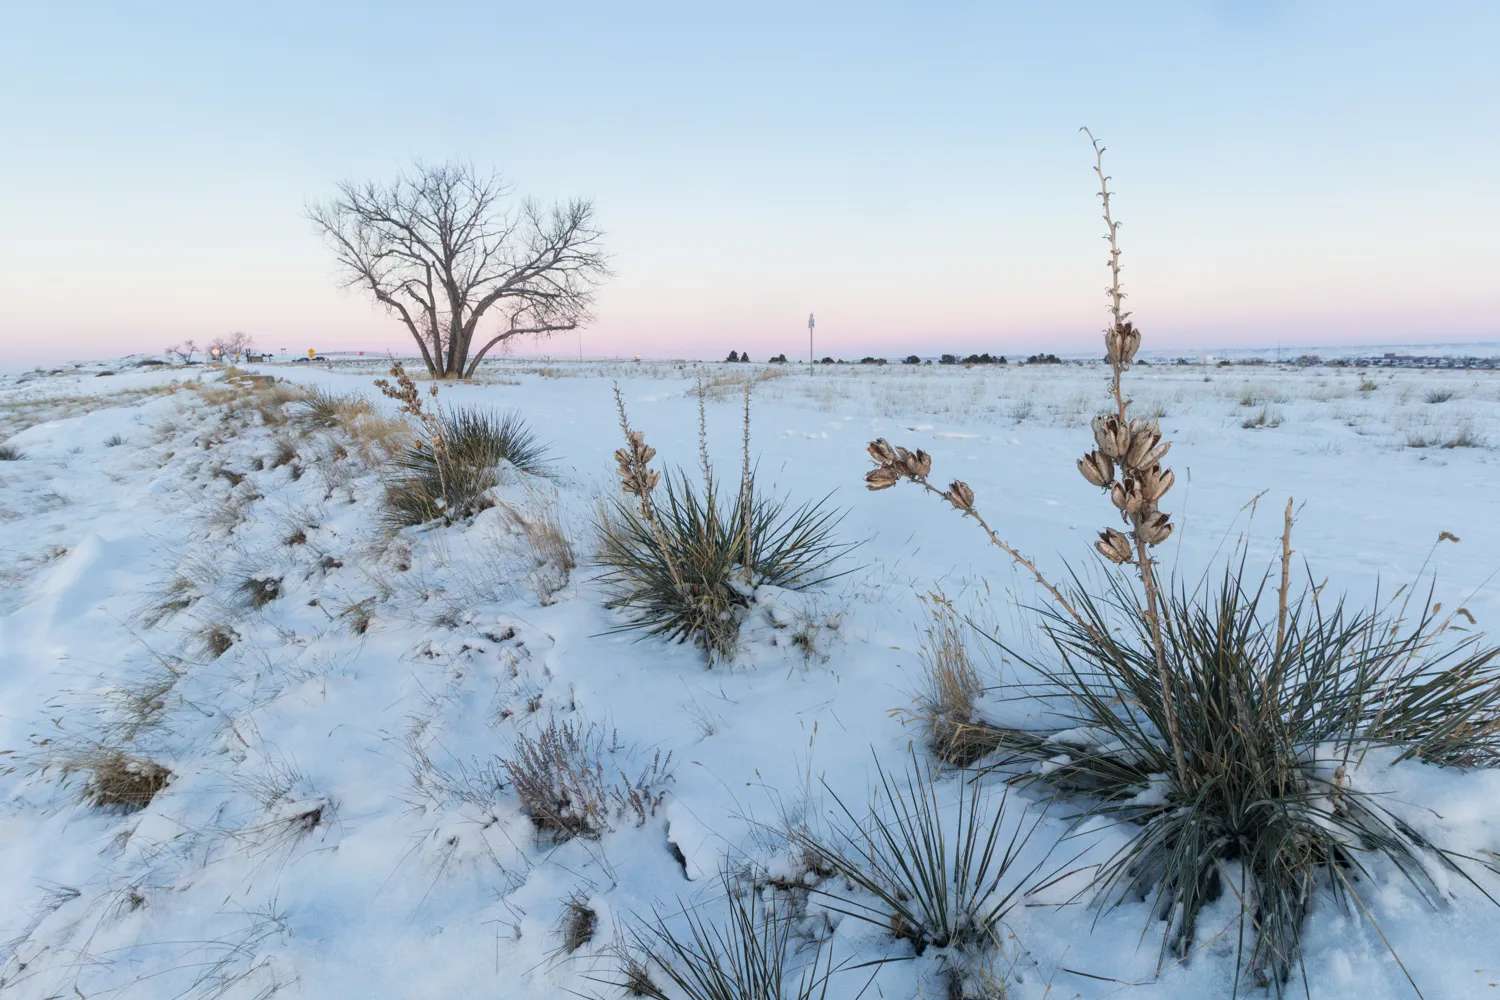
[808,312,815,367]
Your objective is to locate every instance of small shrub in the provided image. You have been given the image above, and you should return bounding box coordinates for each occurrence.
[501,716,673,841]
[383,407,550,527]
[103,434,126,447]
[1358,378,1378,392]
[0,443,23,461]
[1425,389,1456,404]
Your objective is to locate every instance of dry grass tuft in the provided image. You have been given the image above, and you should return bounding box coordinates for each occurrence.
[501,715,673,841]
[195,620,238,659]
[500,492,577,604]
[1241,406,1283,429]
[559,893,598,953]
[239,576,282,609]
[75,750,172,811]
[915,594,986,766]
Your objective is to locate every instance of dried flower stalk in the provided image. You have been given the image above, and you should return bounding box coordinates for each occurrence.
[612,383,683,589]
[861,130,1191,786]
[1078,127,1188,787]
[375,359,450,509]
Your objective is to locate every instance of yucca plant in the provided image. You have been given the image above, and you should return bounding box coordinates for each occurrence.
[793,751,1052,958]
[600,384,853,662]
[960,560,1500,991]
[618,872,851,1000]
[379,362,551,526]
[857,131,1500,994]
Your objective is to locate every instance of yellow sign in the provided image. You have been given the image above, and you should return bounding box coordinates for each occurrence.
[308,348,316,359]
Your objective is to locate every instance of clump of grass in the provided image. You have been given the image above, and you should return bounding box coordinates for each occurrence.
[559,892,598,953]
[240,576,282,608]
[960,556,1500,990]
[1358,378,1378,392]
[1425,389,1456,404]
[299,386,372,427]
[500,492,577,604]
[793,752,1048,960]
[501,715,673,841]
[382,406,550,527]
[620,872,841,1000]
[1241,406,1283,429]
[103,434,126,447]
[914,593,986,765]
[73,750,171,811]
[0,443,23,460]
[599,384,853,662]
[1443,423,1483,448]
[195,621,238,659]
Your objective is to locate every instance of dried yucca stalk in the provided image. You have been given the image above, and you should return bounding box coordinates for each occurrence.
[864,129,1189,783]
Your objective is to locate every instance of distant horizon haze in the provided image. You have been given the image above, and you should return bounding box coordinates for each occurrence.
[1,2,1496,369]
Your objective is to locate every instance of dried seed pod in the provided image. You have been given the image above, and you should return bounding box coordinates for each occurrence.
[1105,322,1141,365]
[904,450,932,479]
[944,481,975,510]
[1077,450,1115,488]
[1095,528,1134,564]
[1092,415,1132,460]
[865,466,902,491]
[1141,465,1175,503]
[1137,511,1173,546]
[1124,426,1161,470]
[868,439,899,464]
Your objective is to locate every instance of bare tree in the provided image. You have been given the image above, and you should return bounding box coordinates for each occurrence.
[166,339,198,363]
[210,331,254,360]
[308,162,609,380]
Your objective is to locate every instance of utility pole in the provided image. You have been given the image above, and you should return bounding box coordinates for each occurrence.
[808,312,815,367]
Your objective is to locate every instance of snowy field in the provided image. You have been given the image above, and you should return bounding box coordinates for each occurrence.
[3,356,1500,999]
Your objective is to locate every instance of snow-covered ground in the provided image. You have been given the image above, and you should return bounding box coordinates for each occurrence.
[2,357,1499,999]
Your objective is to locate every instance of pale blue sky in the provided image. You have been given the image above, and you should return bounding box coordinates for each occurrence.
[1,2,1496,365]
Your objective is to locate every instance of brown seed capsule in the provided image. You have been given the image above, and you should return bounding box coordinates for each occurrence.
[868,439,899,464]
[906,450,932,479]
[1095,528,1134,564]
[1125,427,1161,469]
[1092,415,1132,460]
[1137,511,1173,546]
[944,481,975,510]
[865,466,901,491]
[1077,450,1115,488]
[1105,322,1142,365]
[1141,465,1175,503]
